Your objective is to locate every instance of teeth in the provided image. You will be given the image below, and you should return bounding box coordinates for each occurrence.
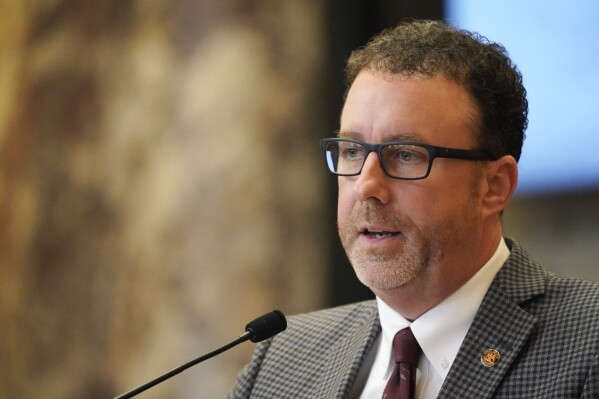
[368,231,393,238]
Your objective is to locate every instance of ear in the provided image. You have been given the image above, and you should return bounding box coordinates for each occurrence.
[482,155,518,217]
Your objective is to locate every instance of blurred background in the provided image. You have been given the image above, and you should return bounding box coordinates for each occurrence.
[1,1,597,398]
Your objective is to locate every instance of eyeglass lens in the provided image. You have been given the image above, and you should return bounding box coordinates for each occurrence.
[325,141,431,179]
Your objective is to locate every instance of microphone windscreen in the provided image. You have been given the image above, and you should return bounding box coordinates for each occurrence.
[245,310,287,343]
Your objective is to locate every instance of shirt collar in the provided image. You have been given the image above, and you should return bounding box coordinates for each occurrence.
[376,238,510,379]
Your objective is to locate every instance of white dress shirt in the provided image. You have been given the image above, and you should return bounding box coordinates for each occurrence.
[355,238,510,399]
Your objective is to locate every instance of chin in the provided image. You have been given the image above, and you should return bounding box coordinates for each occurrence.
[353,263,416,292]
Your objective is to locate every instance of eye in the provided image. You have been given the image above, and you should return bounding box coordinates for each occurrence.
[397,151,414,162]
[389,148,427,164]
[340,145,365,160]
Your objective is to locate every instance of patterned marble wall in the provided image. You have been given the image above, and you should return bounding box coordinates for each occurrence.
[0,1,328,398]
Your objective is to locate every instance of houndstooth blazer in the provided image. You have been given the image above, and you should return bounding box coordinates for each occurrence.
[226,238,599,398]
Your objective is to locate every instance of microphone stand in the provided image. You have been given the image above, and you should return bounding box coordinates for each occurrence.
[114,331,252,399]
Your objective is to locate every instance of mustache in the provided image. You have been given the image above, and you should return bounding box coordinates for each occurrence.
[340,203,408,231]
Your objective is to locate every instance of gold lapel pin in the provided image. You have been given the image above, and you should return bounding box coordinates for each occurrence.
[481,348,501,367]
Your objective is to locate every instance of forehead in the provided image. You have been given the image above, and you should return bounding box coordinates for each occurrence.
[340,71,479,147]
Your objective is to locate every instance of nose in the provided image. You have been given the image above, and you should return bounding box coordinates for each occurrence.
[353,152,392,204]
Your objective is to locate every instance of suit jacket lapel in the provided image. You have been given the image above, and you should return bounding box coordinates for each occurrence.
[437,238,547,398]
[316,304,381,399]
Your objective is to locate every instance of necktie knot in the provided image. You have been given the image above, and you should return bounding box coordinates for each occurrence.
[393,327,421,364]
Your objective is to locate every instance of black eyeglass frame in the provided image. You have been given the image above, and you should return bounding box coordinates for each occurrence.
[320,137,495,180]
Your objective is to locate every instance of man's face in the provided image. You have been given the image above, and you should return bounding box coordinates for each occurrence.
[337,70,485,296]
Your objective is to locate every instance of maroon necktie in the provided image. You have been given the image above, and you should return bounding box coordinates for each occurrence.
[382,328,422,399]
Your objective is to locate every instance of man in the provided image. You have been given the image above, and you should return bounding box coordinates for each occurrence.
[226,20,599,398]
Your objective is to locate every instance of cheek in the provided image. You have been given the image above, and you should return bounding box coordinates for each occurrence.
[397,184,455,225]
[422,178,481,223]
[337,177,358,222]
[337,180,354,219]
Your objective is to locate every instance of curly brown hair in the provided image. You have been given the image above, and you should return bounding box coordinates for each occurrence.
[345,20,528,161]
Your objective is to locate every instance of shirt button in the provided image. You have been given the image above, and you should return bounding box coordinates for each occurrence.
[440,359,450,369]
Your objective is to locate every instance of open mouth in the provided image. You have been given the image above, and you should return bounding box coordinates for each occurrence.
[361,229,400,239]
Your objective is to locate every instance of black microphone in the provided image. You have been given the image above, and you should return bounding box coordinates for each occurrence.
[113,310,287,399]
[245,309,286,342]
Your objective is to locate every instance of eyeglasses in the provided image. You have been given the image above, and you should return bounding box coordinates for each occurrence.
[320,138,494,180]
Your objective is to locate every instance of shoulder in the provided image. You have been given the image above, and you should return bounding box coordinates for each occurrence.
[225,301,379,398]
[258,300,379,364]
[540,273,599,325]
[283,300,378,343]
[501,237,599,326]
[288,300,378,327]
[501,237,599,299]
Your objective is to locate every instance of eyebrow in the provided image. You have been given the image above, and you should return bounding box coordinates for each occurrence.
[336,130,424,142]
